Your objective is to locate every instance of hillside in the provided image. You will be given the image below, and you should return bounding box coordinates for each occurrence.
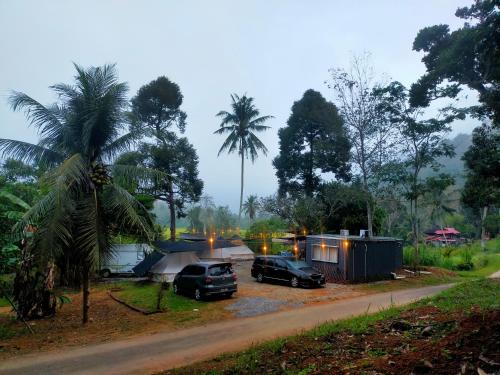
[421,133,472,185]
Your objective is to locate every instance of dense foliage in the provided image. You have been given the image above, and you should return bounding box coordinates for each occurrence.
[273,89,350,196]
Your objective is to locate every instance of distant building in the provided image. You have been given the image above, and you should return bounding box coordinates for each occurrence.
[424,227,463,246]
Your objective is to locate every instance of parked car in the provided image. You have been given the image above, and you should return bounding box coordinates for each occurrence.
[173,262,238,300]
[251,256,325,288]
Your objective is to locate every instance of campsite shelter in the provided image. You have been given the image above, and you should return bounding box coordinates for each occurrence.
[153,240,254,261]
[305,234,402,282]
[133,239,254,280]
[149,251,200,282]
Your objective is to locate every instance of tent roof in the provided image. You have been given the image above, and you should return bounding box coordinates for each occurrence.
[150,251,200,274]
[153,240,240,253]
[132,250,164,276]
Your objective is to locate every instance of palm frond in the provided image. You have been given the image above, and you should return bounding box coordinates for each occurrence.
[0,138,64,167]
[103,184,154,241]
[111,164,169,187]
[217,132,240,156]
[8,91,64,136]
[102,131,139,160]
[74,192,113,268]
[248,133,268,155]
[0,190,31,210]
[213,125,237,135]
[42,153,88,188]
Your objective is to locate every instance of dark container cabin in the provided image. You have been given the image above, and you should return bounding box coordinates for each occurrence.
[305,234,403,282]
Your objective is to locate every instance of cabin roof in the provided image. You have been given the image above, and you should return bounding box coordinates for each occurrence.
[307,234,400,242]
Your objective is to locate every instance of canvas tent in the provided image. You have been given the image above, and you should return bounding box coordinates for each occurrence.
[150,251,200,282]
[153,240,254,261]
[199,245,254,260]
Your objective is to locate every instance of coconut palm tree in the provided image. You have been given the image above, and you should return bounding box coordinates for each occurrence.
[0,64,155,323]
[214,94,272,226]
[243,195,260,220]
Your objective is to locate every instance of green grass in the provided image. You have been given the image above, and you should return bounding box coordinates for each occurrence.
[0,273,14,307]
[113,281,207,313]
[403,238,500,272]
[0,318,24,340]
[163,227,189,240]
[168,279,500,374]
[0,297,9,307]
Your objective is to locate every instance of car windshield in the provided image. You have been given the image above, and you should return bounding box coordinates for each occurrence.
[208,264,233,276]
[285,260,310,270]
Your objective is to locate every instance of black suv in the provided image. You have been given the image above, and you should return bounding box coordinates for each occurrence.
[173,262,237,300]
[251,256,325,288]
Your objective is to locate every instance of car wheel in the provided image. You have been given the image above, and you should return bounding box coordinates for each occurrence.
[257,273,264,283]
[173,283,179,295]
[100,269,111,278]
[194,288,202,301]
[290,276,299,288]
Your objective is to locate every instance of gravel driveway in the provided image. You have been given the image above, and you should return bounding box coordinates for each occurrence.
[225,261,364,317]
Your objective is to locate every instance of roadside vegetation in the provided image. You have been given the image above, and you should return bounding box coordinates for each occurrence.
[403,238,500,272]
[164,279,500,375]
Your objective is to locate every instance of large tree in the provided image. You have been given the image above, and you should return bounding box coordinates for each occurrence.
[142,137,203,240]
[214,94,272,227]
[328,53,397,236]
[461,123,500,248]
[410,0,500,127]
[0,64,154,323]
[274,89,350,196]
[376,81,460,266]
[130,76,202,240]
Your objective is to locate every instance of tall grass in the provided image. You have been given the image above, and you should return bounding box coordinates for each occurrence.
[403,238,500,272]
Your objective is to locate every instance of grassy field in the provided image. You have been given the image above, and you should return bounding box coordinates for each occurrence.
[164,278,500,374]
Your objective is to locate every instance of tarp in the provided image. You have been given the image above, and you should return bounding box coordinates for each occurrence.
[132,250,164,277]
[153,240,240,253]
[150,251,200,282]
[199,245,254,260]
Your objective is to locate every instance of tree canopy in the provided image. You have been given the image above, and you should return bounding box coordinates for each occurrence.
[273,89,351,196]
[410,0,500,127]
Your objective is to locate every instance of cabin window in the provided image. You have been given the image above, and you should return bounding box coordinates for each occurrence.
[312,244,338,263]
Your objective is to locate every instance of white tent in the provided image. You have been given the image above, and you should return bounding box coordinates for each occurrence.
[199,245,254,261]
[150,251,200,282]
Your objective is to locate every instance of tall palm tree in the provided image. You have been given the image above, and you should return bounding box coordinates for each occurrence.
[243,195,260,220]
[0,64,154,323]
[214,94,272,226]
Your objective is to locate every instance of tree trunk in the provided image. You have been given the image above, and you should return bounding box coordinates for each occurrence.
[168,181,176,241]
[413,198,420,270]
[366,200,373,237]
[480,205,488,250]
[82,267,90,324]
[238,151,244,230]
[362,174,373,237]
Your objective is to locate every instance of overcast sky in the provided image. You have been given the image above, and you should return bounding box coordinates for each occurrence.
[0,0,477,211]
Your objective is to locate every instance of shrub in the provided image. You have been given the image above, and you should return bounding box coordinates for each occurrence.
[454,262,474,271]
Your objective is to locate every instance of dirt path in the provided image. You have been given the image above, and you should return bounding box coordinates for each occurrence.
[0,284,453,375]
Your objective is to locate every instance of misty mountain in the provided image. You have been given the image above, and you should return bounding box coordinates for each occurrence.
[421,133,472,186]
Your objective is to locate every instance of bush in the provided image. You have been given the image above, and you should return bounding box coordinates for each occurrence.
[454,262,474,271]
[474,255,489,269]
[460,247,473,264]
[0,244,20,274]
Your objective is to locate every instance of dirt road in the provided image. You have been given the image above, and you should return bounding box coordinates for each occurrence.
[0,284,453,375]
